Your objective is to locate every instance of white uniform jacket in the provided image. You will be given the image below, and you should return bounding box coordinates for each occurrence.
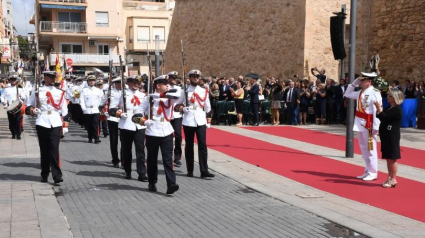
[68,85,81,104]
[182,85,211,127]
[27,86,68,128]
[1,86,26,106]
[168,84,185,119]
[113,89,146,131]
[80,86,103,114]
[141,92,181,137]
[344,84,382,132]
[105,88,121,123]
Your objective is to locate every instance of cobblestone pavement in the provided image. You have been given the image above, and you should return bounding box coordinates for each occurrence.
[0,114,365,238]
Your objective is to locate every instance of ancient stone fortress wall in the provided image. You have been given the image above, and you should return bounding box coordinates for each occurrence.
[369,0,425,81]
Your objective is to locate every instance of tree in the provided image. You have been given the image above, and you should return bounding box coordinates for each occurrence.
[17,35,35,60]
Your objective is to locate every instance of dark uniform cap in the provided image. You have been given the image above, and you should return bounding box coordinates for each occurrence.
[87,75,96,81]
[167,71,179,78]
[112,77,121,83]
[8,75,19,80]
[154,75,168,84]
[188,69,201,76]
[96,80,103,85]
[127,76,139,83]
[43,71,57,79]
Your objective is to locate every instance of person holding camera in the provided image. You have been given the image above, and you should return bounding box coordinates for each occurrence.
[311,67,327,84]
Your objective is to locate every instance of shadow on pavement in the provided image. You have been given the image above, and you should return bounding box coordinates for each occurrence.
[66,160,111,167]
[1,162,40,169]
[94,183,167,196]
[0,173,40,181]
[292,170,382,187]
[71,170,125,179]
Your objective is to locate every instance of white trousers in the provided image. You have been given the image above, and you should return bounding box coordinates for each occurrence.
[357,129,378,177]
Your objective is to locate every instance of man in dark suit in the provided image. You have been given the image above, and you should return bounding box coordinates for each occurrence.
[283,81,300,125]
[333,78,348,123]
[227,77,237,101]
[247,78,260,126]
[219,78,229,101]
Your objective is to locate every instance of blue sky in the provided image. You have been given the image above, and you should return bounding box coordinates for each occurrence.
[11,0,35,36]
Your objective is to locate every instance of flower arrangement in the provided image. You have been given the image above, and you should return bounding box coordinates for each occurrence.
[373,76,389,91]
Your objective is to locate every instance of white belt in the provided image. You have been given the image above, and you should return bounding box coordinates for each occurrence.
[41,110,59,115]
[87,106,94,108]
[189,105,204,111]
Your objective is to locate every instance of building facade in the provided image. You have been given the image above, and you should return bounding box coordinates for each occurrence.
[1,0,17,74]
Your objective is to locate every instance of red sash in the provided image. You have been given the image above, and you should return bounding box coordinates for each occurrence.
[355,89,373,129]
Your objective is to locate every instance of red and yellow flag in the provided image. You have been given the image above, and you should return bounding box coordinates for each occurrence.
[55,53,63,88]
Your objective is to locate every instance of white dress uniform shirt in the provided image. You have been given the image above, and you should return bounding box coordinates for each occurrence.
[344,84,382,132]
[111,89,146,131]
[168,84,185,119]
[64,81,73,100]
[68,85,81,104]
[102,83,109,93]
[182,85,211,127]
[27,86,68,128]
[22,81,33,104]
[106,88,121,123]
[80,86,103,114]
[1,86,26,106]
[141,92,181,137]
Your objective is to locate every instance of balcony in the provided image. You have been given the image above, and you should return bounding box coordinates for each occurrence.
[50,53,120,65]
[123,1,174,11]
[40,21,87,34]
[39,0,86,3]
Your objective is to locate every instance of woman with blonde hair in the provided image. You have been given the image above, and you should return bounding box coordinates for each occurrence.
[374,88,404,188]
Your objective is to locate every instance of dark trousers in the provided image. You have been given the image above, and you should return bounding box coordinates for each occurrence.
[286,103,299,125]
[7,111,21,137]
[85,113,100,141]
[36,126,62,180]
[251,103,259,124]
[100,119,108,136]
[108,121,120,165]
[183,125,208,174]
[146,134,175,186]
[170,117,183,161]
[120,129,146,176]
[75,104,84,126]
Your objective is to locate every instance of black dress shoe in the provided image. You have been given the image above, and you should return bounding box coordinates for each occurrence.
[11,135,15,139]
[94,140,101,144]
[125,173,132,179]
[40,177,48,183]
[104,134,109,138]
[138,174,148,182]
[148,183,157,192]
[187,172,193,177]
[88,140,93,143]
[166,183,179,195]
[53,177,63,183]
[113,164,120,168]
[201,172,215,178]
[16,136,21,140]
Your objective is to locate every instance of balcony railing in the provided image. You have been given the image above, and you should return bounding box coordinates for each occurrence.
[39,0,86,3]
[50,53,120,65]
[40,21,87,33]
[123,1,174,11]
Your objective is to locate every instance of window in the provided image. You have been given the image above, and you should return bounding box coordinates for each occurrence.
[129,26,133,43]
[137,26,150,42]
[58,12,82,22]
[95,12,109,27]
[61,44,83,54]
[152,27,165,42]
[98,44,109,55]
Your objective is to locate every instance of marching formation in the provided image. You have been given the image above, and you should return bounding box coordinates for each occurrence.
[1,66,215,195]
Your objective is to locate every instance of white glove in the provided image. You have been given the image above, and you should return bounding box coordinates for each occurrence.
[144,119,154,127]
[121,113,128,118]
[183,107,190,113]
[206,123,211,129]
[33,108,42,115]
[104,112,109,117]
[62,127,68,134]
[352,77,361,86]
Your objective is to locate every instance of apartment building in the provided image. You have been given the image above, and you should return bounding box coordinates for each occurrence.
[1,0,16,74]
[32,0,175,76]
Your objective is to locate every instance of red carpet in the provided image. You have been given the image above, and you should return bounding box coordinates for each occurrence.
[243,126,425,170]
[206,128,425,223]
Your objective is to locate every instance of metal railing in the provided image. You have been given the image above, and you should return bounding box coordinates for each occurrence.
[40,21,87,33]
[123,1,174,11]
[39,0,86,3]
[49,53,120,65]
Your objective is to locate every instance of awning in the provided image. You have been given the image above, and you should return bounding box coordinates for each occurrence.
[40,4,86,10]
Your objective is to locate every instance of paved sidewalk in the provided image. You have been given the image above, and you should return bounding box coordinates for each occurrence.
[0,109,368,237]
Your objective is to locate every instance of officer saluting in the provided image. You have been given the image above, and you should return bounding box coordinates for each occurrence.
[80,75,103,144]
[1,75,26,140]
[179,70,215,178]
[25,71,68,183]
[344,72,382,181]
[167,71,185,167]
[137,75,180,194]
[109,76,147,181]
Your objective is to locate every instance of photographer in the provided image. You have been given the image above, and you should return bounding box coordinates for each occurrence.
[311,67,327,84]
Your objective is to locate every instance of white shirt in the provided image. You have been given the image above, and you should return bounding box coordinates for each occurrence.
[1,86,26,106]
[27,86,68,128]
[105,88,121,123]
[344,84,382,132]
[68,85,81,104]
[114,89,146,131]
[80,86,104,114]
[182,85,211,127]
[141,92,180,137]
[168,84,185,119]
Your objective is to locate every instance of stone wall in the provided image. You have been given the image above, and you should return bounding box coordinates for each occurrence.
[166,0,307,79]
[369,0,425,81]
